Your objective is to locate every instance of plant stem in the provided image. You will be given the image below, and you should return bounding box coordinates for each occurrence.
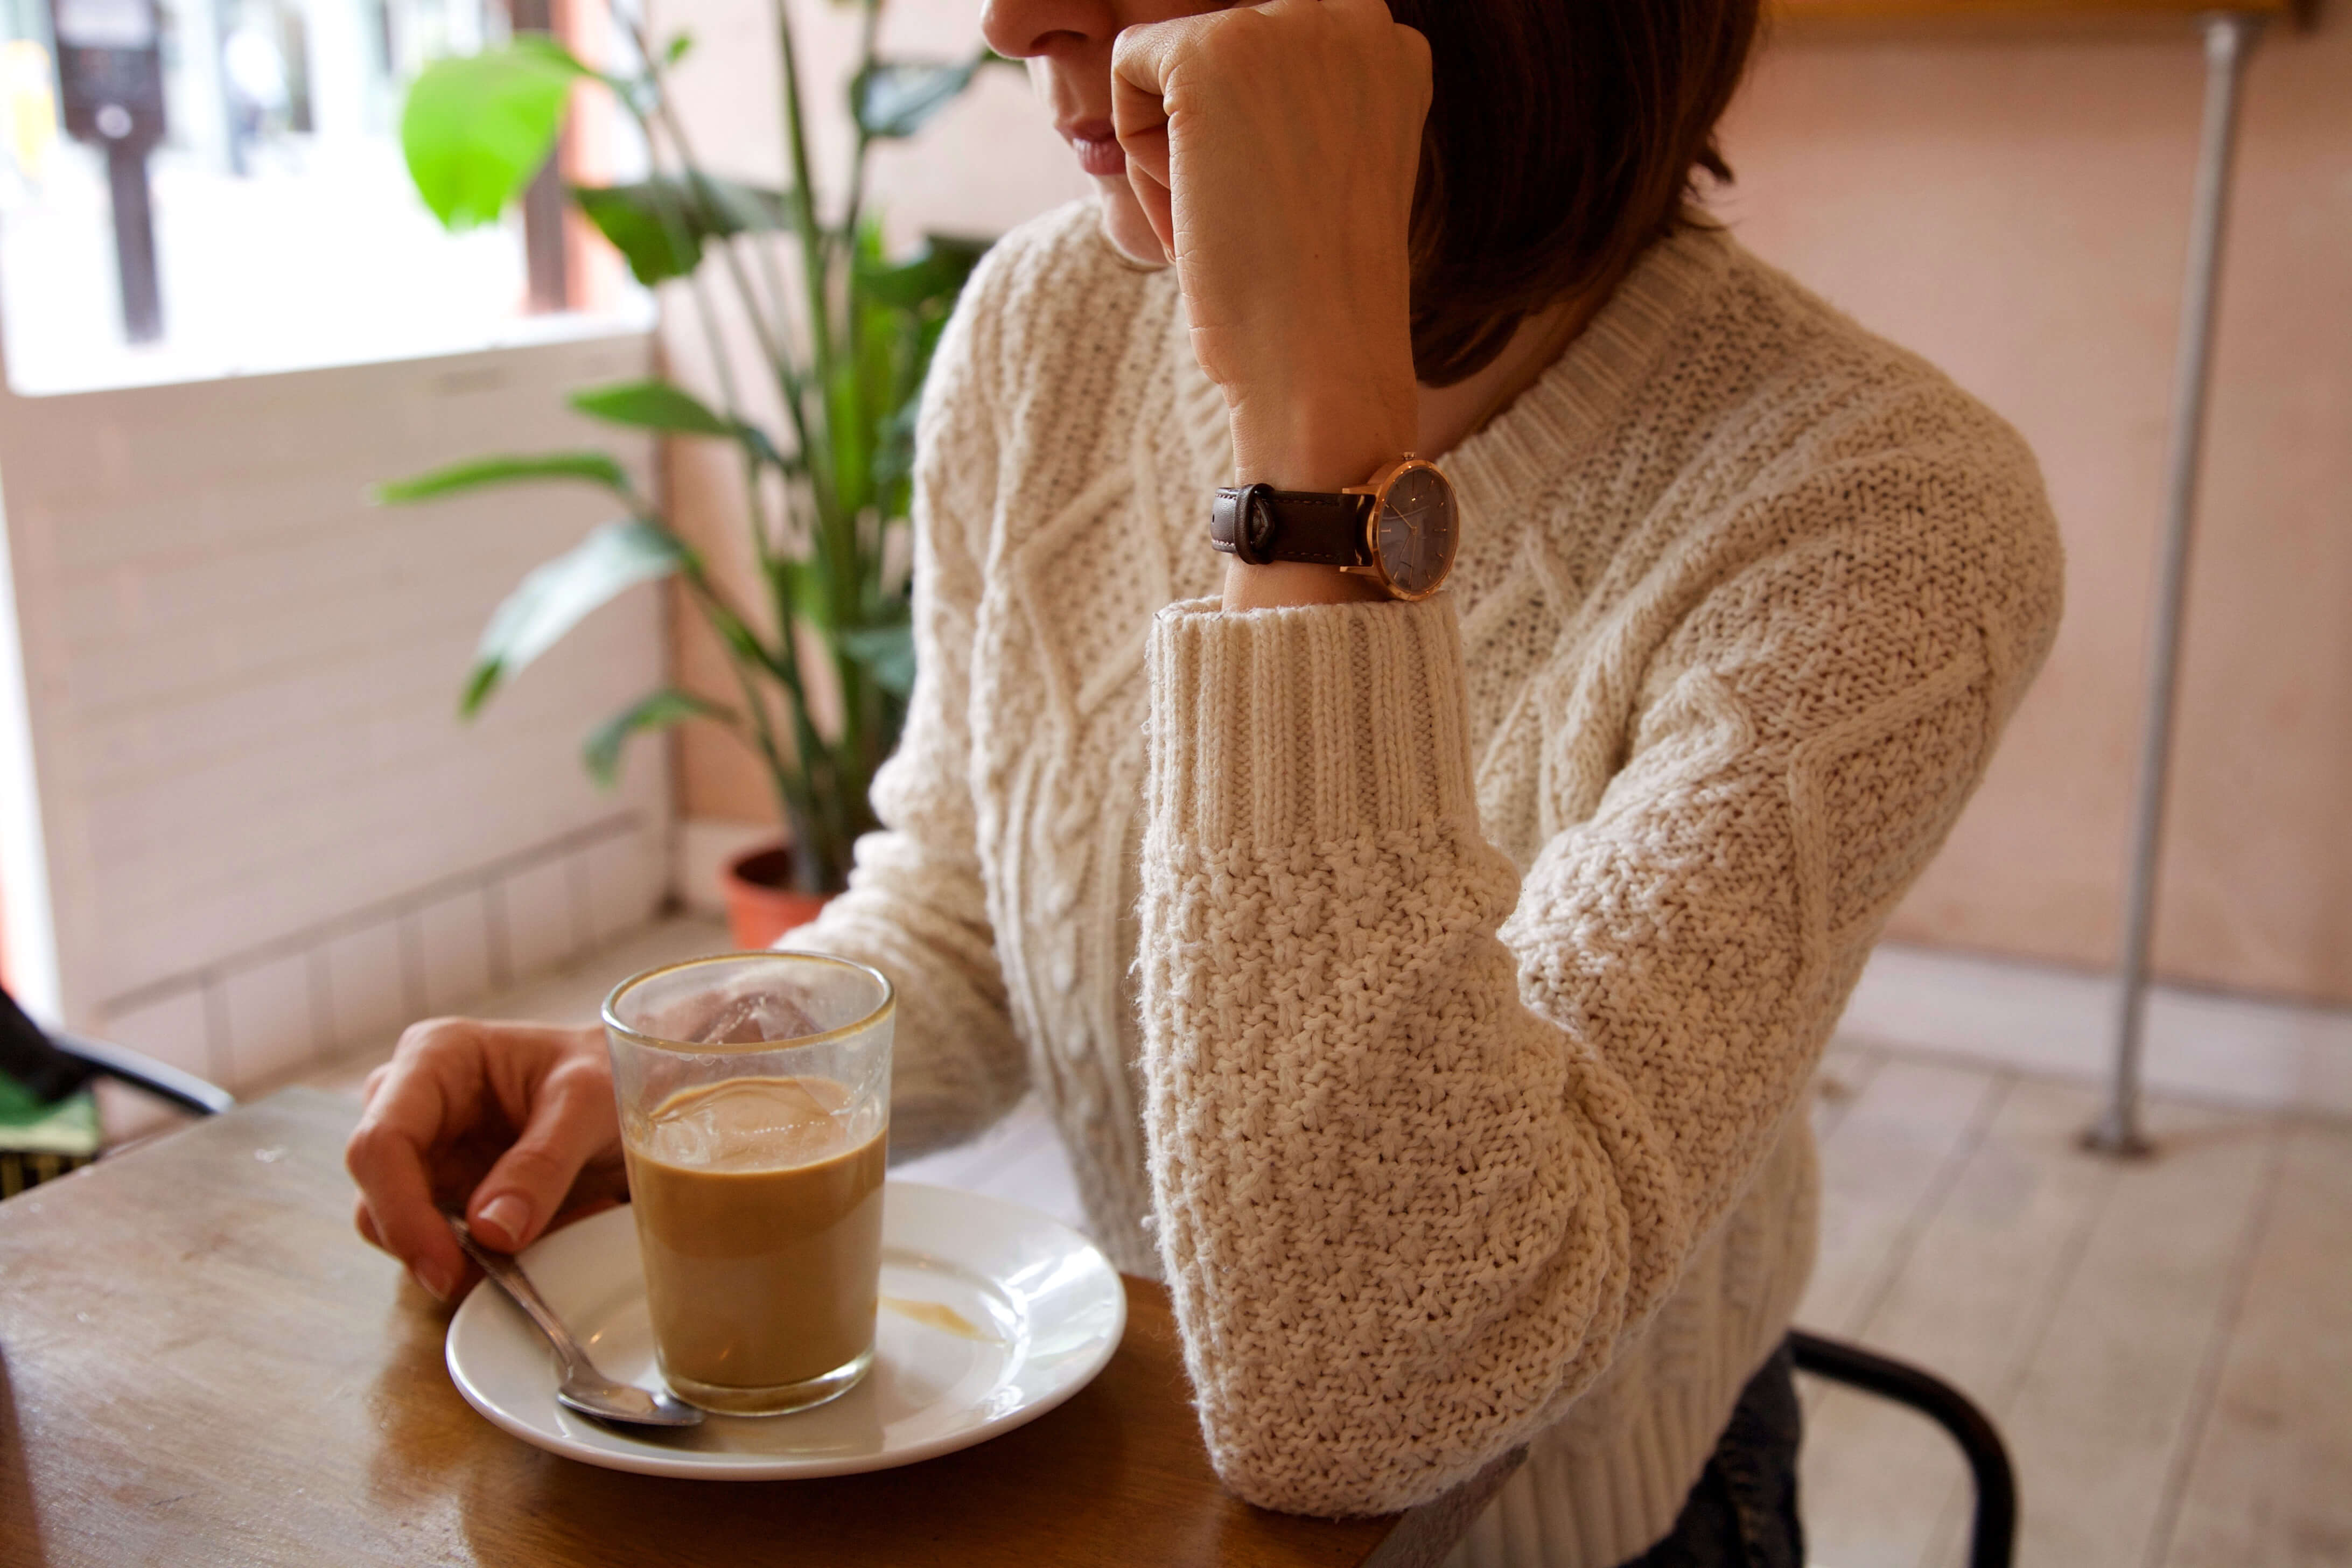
[772,0,837,412]
[605,0,913,892]
[627,25,805,435]
[837,0,880,257]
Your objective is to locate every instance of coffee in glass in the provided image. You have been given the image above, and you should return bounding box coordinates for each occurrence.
[603,951,894,1416]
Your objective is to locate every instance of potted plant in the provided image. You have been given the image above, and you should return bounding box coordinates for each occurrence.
[377,0,997,945]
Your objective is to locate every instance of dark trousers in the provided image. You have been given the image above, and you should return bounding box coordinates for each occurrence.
[1619,1341,1805,1568]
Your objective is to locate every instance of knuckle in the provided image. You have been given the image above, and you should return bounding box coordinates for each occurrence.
[499,1142,572,1190]
[1195,14,1257,68]
[1111,18,1170,71]
[393,1016,464,1060]
[545,1055,612,1098]
[344,1118,393,1179]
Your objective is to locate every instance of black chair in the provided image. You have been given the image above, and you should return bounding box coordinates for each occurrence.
[1790,1329,2018,1568]
[0,985,230,1196]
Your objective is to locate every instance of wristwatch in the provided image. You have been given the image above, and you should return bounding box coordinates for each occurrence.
[1209,456,1459,601]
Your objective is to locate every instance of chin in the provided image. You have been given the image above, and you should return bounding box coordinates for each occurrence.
[1090,177,1170,269]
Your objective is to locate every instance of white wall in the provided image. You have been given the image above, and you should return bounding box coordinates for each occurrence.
[0,328,673,1095]
[1719,15,2352,1006]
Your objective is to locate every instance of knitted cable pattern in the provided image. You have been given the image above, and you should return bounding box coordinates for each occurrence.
[790,200,2063,1560]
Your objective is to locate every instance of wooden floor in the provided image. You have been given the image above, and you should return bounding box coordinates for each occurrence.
[292,918,2352,1568]
[1800,1041,2351,1568]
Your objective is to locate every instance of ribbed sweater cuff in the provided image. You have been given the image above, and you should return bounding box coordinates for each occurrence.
[1147,593,1478,846]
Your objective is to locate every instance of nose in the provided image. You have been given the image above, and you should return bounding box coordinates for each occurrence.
[981,0,1110,61]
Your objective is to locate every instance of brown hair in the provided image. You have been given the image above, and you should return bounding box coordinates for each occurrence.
[1391,0,1761,386]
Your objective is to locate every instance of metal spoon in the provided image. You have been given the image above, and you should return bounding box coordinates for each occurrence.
[445,1214,704,1429]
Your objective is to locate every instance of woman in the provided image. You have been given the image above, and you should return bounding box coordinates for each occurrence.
[345,0,2063,1562]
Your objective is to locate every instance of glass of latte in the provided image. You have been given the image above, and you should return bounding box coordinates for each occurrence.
[602,951,893,1416]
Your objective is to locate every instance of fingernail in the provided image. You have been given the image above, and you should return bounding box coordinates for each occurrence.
[478,1193,530,1249]
[414,1261,456,1303]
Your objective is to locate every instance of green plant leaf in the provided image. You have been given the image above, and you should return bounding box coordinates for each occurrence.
[839,621,916,697]
[569,379,734,436]
[402,37,589,230]
[464,519,686,715]
[583,687,731,786]
[662,30,692,65]
[688,176,794,236]
[570,184,703,285]
[856,232,989,312]
[568,176,794,286]
[568,377,792,475]
[736,422,793,472]
[372,451,635,505]
[870,401,919,492]
[781,556,832,633]
[855,58,984,140]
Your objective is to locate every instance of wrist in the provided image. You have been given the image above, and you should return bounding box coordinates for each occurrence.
[1220,558,1387,611]
[1227,377,1414,493]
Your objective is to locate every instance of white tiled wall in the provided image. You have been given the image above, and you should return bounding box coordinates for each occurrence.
[0,328,677,1095]
[502,855,586,983]
[416,888,496,1017]
[82,817,668,1099]
[324,919,409,1056]
[220,951,318,1086]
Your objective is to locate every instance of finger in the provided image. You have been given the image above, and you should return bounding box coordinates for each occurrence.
[347,1114,466,1300]
[466,1059,619,1252]
[1111,18,1213,261]
[344,1030,474,1300]
[1127,161,1176,260]
[1109,16,1191,179]
[1108,18,1172,132]
[354,1190,485,1303]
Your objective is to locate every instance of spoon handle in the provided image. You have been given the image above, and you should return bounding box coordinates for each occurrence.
[445,1214,589,1376]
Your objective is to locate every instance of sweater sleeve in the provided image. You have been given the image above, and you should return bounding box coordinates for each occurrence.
[782,267,1028,1160]
[1137,454,2062,1514]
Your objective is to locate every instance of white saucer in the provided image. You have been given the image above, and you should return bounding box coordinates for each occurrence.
[444,1181,1126,1479]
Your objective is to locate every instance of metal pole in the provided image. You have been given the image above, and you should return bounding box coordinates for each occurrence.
[2084,10,2262,1157]
[103,140,164,344]
[510,0,572,314]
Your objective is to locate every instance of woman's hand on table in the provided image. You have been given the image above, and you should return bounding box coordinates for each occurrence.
[1112,0,1429,500]
[343,1019,625,1303]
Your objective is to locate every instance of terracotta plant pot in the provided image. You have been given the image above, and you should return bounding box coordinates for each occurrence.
[720,843,836,951]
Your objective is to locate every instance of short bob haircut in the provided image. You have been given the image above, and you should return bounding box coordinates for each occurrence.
[1392,0,1761,386]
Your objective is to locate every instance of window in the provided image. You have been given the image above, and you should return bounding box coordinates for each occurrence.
[0,0,647,396]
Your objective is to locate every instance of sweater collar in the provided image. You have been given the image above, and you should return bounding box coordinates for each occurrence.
[1444,223,1733,527]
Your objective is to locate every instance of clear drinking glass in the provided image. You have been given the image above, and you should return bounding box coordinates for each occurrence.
[603,951,894,1416]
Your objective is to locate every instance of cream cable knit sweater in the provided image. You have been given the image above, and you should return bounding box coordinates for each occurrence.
[791,201,2063,1565]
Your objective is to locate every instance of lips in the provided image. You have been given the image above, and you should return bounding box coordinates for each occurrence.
[1060,118,1125,178]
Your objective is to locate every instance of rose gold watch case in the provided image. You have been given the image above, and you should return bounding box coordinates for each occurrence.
[1339,456,1457,602]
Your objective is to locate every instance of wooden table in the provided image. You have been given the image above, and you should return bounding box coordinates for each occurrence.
[0,1089,1516,1567]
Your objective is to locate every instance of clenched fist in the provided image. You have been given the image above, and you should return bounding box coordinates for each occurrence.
[1112,0,1430,493]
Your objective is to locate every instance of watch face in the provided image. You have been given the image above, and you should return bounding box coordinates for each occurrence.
[1373,465,1457,598]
